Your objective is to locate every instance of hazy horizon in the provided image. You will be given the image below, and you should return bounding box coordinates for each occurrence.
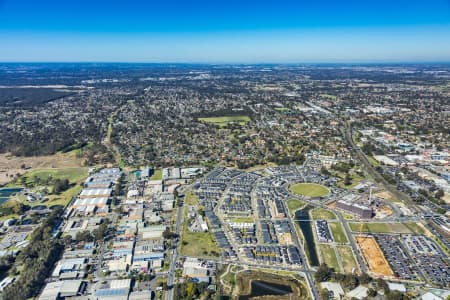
[1,0,450,62]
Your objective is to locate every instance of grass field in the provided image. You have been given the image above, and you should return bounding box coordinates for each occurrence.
[337,246,359,273]
[179,192,220,258]
[349,222,411,234]
[198,116,251,127]
[342,212,355,220]
[46,184,83,207]
[311,208,336,220]
[180,214,220,259]
[1,168,87,220]
[12,167,88,186]
[0,152,84,186]
[290,183,330,198]
[336,172,364,189]
[184,192,198,206]
[150,169,162,180]
[329,222,348,243]
[230,217,254,223]
[356,236,393,276]
[404,222,428,235]
[367,156,380,167]
[319,244,340,271]
[286,199,305,213]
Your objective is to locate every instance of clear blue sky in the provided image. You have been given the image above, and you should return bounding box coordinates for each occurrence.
[1,0,450,62]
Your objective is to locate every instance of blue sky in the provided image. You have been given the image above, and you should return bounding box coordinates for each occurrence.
[1,0,450,62]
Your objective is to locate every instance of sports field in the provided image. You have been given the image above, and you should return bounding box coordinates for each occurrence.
[356,236,393,276]
[198,116,250,127]
[289,183,330,198]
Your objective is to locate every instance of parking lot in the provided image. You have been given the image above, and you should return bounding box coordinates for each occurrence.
[315,220,333,243]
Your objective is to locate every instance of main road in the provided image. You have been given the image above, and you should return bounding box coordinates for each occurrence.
[341,121,413,206]
[165,188,184,300]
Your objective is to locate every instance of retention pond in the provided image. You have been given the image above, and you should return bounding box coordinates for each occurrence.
[295,205,319,266]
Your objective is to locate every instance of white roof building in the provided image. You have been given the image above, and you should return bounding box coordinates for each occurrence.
[388,282,406,293]
[347,286,368,300]
[320,282,344,299]
[39,280,84,300]
[79,188,112,198]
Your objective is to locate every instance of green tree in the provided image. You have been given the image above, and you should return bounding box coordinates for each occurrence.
[185,281,195,299]
[358,272,371,284]
[315,264,332,282]
[435,189,444,199]
[344,173,352,186]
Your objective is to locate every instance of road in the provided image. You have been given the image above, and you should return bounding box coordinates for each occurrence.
[94,212,118,278]
[279,187,321,300]
[165,188,184,300]
[336,212,368,273]
[341,122,413,206]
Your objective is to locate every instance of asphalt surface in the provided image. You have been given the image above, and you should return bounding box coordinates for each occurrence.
[342,122,413,205]
[165,189,184,300]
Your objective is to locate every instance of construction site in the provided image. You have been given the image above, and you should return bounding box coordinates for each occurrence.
[356,235,394,277]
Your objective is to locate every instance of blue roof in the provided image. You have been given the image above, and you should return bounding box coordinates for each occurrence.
[95,288,129,297]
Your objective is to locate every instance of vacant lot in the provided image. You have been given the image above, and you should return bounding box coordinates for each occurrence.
[329,222,348,243]
[230,217,254,223]
[336,172,364,189]
[349,222,411,234]
[150,169,162,180]
[337,246,359,273]
[18,167,88,186]
[179,192,220,258]
[0,167,88,220]
[286,199,305,213]
[311,208,336,220]
[198,116,250,127]
[180,229,220,259]
[290,183,329,198]
[46,184,83,208]
[184,192,198,206]
[404,222,429,235]
[180,209,220,259]
[319,244,340,271]
[0,152,84,186]
[356,236,393,277]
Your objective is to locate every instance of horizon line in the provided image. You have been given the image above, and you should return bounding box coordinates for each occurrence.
[2,61,450,65]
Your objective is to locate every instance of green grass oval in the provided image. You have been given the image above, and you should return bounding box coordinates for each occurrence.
[289,183,330,198]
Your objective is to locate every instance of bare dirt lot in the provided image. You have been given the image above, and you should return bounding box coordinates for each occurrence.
[356,236,393,277]
[0,153,83,185]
